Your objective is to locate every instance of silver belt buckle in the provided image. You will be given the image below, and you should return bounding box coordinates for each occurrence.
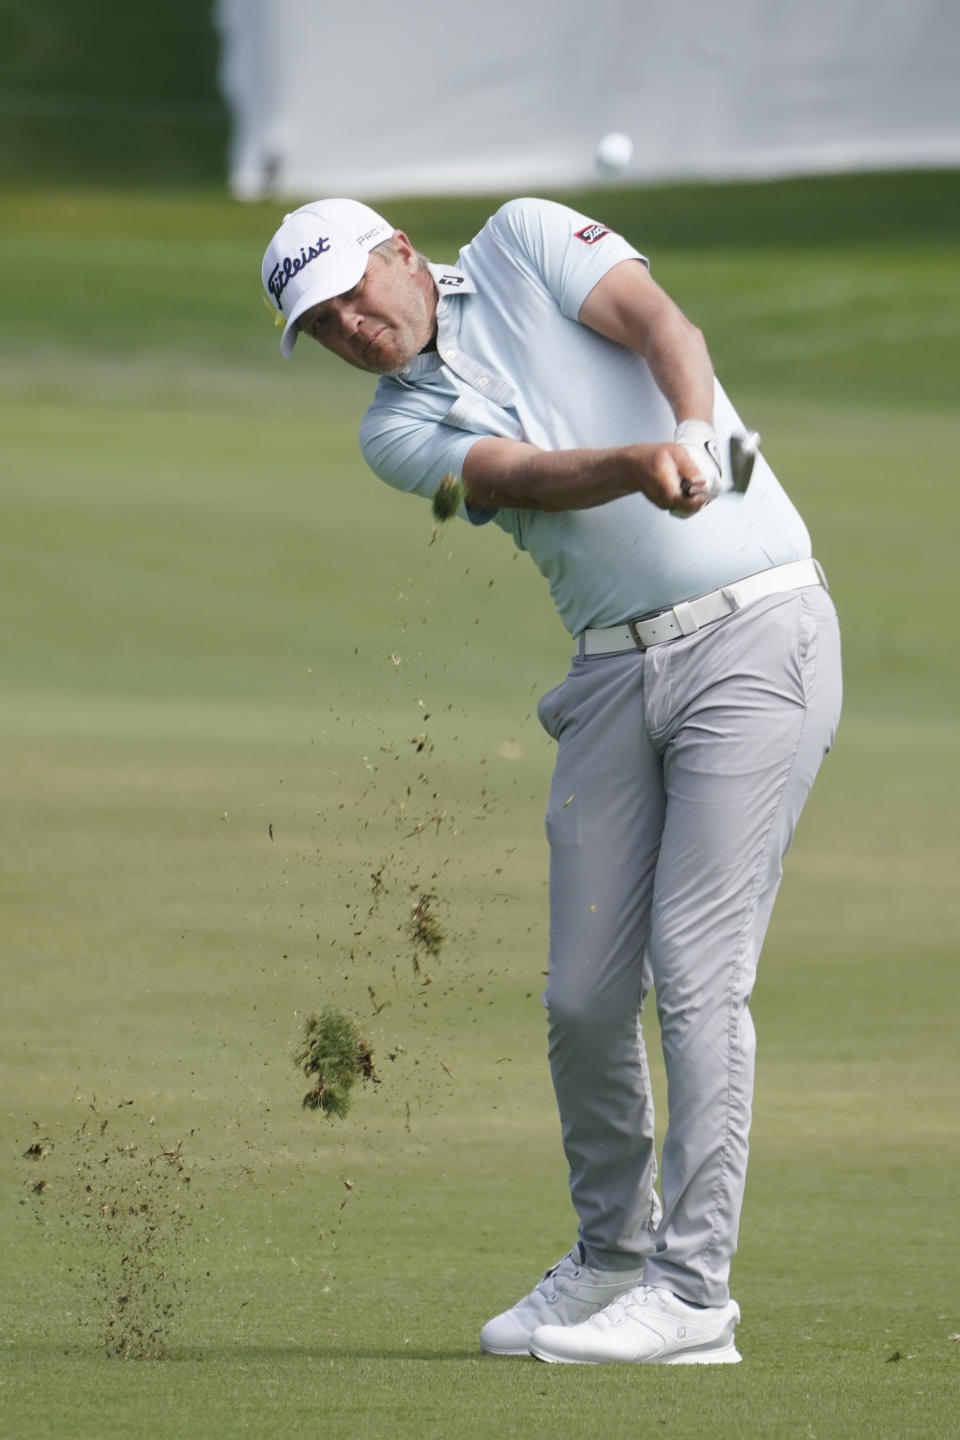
[626,609,664,650]
[626,617,647,650]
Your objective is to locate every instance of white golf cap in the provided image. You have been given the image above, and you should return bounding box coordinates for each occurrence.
[261,198,395,358]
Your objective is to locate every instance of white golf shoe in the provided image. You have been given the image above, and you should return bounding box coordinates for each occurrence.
[529,1284,742,1365]
[479,1244,647,1356]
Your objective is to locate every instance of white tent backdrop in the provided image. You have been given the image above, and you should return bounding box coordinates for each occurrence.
[215,0,960,200]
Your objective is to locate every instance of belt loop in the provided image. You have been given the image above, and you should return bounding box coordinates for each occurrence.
[671,601,698,637]
[813,558,829,590]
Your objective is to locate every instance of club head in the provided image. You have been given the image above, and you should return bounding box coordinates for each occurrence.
[729,431,761,493]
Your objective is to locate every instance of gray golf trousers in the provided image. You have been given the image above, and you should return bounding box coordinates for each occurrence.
[537,584,842,1306]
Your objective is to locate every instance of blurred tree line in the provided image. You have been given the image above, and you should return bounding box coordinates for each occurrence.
[0,0,227,186]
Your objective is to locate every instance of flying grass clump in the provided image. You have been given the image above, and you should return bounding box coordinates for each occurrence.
[296,1008,379,1118]
[409,890,444,956]
[407,890,445,974]
[431,473,464,523]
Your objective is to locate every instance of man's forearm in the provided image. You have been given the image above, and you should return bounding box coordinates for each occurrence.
[464,445,637,512]
[641,311,716,426]
[578,260,716,425]
[462,438,708,515]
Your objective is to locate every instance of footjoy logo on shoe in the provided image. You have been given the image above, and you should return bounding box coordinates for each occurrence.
[267,236,331,310]
[676,1326,687,1339]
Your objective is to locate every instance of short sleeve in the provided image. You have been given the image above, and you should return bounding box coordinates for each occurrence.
[359,389,495,525]
[485,197,648,321]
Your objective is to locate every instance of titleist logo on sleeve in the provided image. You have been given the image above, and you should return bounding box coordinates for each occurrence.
[575,223,610,244]
[268,236,331,309]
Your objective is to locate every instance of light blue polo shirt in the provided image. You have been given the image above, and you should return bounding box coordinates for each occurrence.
[359,197,810,635]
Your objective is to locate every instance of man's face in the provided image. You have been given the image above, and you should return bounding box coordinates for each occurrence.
[297,233,436,375]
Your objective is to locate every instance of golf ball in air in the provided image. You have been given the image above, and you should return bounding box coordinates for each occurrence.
[595,132,634,174]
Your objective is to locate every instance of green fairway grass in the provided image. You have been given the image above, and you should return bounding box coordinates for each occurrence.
[2,173,959,1439]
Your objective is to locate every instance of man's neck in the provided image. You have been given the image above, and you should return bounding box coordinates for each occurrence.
[419,270,439,352]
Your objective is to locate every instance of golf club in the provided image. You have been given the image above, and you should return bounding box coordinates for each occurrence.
[729,430,761,493]
[679,430,761,506]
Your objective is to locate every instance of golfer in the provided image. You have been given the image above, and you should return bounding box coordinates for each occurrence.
[261,196,842,1365]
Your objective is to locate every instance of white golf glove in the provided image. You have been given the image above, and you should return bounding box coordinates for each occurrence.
[674,419,727,499]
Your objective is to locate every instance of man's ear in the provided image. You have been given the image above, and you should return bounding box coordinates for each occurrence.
[391,230,418,270]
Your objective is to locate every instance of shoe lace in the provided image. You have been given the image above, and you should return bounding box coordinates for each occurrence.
[537,1243,584,1300]
[603,1283,652,1322]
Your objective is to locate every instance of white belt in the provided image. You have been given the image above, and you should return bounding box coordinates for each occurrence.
[578,559,826,656]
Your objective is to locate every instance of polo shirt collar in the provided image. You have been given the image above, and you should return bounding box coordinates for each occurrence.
[428,261,475,296]
[400,261,475,378]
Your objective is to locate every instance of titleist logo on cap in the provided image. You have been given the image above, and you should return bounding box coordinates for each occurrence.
[267,236,331,310]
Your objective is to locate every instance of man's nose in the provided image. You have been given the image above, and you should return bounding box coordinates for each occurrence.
[335,300,365,335]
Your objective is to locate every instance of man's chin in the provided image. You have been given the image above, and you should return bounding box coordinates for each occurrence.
[363,324,433,376]
[371,357,409,377]
[350,345,410,377]
[346,324,429,376]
